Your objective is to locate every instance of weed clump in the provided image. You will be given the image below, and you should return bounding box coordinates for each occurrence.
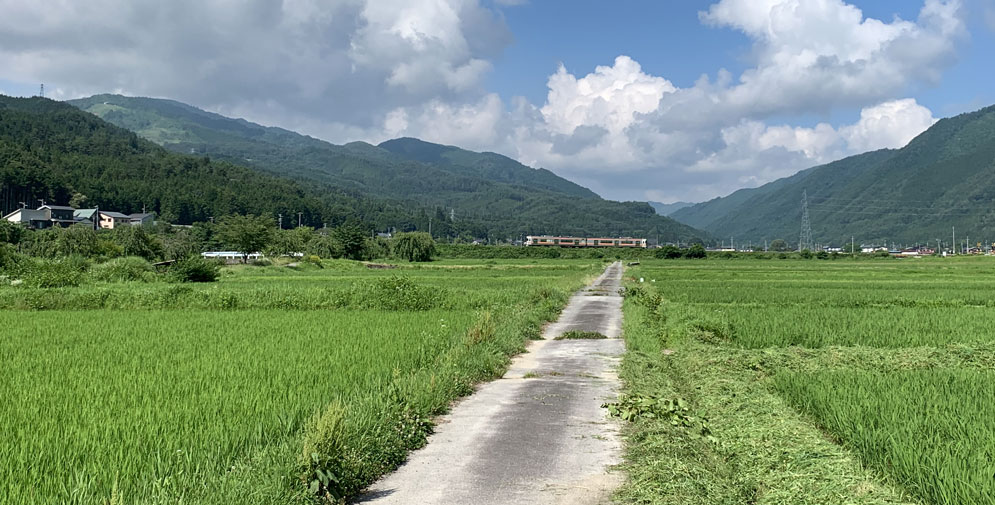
[91,256,156,283]
[349,275,446,310]
[170,256,221,283]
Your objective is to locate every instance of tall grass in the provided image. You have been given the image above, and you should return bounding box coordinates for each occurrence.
[775,369,995,505]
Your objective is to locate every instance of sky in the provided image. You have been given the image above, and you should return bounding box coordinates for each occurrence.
[1,0,993,204]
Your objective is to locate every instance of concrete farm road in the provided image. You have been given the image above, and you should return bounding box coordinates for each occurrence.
[355,261,626,505]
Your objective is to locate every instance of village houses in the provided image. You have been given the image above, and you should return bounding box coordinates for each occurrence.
[3,204,154,230]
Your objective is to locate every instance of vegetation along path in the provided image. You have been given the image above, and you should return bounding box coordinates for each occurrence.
[356,261,626,505]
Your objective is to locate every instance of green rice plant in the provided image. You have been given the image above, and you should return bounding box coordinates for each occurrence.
[775,369,995,505]
[0,259,597,504]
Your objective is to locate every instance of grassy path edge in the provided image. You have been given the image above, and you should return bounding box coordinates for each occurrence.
[611,291,917,505]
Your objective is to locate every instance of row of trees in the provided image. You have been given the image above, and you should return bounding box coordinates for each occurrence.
[0,216,437,263]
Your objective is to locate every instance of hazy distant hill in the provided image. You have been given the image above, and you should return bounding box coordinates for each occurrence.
[648,201,694,216]
[670,104,995,246]
[70,94,704,241]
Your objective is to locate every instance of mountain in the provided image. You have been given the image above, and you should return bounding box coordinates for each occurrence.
[669,104,995,246]
[69,94,704,241]
[0,95,409,227]
[648,201,694,216]
[377,138,599,199]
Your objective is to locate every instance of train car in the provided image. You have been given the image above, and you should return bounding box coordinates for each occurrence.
[525,236,585,247]
[525,236,647,248]
[585,237,647,248]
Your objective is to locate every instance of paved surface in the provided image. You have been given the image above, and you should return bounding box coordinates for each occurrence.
[355,262,626,505]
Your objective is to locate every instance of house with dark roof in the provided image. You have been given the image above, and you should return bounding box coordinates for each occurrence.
[129,213,155,226]
[3,205,79,229]
[98,211,131,229]
[3,207,51,229]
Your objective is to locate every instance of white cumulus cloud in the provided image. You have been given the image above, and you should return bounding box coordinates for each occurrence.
[0,0,967,204]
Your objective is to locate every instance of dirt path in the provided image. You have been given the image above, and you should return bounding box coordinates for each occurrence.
[354,262,626,505]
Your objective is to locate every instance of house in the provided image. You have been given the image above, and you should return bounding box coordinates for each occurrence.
[3,207,52,229]
[3,204,77,229]
[38,205,77,226]
[98,211,131,229]
[74,208,100,229]
[129,213,155,226]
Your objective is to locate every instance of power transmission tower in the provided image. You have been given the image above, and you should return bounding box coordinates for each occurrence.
[39,84,44,98]
[799,190,813,251]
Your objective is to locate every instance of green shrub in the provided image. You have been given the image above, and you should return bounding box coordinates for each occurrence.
[655,245,683,259]
[684,244,707,259]
[23,257,89,288]
[303,255,323,268]
[171,256,221,283]
[91,257,156,283]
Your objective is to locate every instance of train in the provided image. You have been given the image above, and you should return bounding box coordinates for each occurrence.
[525,236,648,248]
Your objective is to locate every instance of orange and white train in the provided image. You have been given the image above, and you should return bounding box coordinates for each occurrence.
[525,236,647,248]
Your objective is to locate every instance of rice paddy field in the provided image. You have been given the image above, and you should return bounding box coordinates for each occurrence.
[616,256,995,505]
[0,259,602,504]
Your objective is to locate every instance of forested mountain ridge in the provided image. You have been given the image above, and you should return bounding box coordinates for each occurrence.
[669,104,995,246]
[68,94,704,241]
[377,137,599,199]
[0,95,408,228]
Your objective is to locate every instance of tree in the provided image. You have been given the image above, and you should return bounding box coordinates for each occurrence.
[55,225,99,257]
[769,239,790,252]
[392,232,436,262]
[0,221,24,245]
[684,244,707,259]
[216,214,274,263]
[332,222,367,260]
[113,225,163,260]
[655,245,682,259]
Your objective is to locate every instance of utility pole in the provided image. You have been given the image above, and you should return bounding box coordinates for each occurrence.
[952,226,956,255]
[298,212,303,227]
[428,216,432,237]
[765,239,768,252]
[851,236,855,255]
[278,213,283,230]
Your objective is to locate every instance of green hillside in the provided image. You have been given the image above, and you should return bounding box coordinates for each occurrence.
[669,105,995,247]
[69,94,703,241]
[377,137,599,199]
[0,95,407,227]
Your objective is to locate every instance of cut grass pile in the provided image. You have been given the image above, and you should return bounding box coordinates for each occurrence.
[0,258,602,504]
[553,330,608,340]
[615,257,995,505]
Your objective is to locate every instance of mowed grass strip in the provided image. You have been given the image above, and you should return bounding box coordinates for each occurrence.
[775,369,995,505]
[0,309,472,504]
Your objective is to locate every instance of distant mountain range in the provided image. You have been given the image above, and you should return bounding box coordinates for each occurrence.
[68,94,703,241]
[648,201,694,216]
[670,104,995,247]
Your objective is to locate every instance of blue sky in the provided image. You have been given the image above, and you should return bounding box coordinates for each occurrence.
[488,0,993,125]
[1,0,992,202]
